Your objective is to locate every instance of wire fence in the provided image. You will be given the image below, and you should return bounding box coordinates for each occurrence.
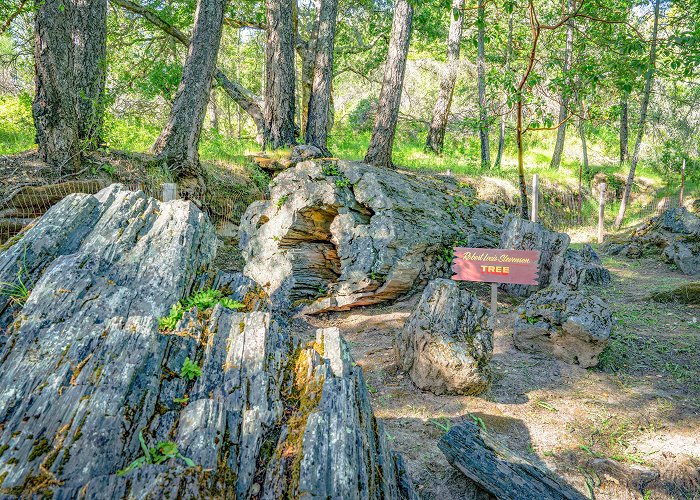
[0,179,269,244]
[0,168,686,245]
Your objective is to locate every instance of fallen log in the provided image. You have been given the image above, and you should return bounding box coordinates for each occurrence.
[438,421,586,500]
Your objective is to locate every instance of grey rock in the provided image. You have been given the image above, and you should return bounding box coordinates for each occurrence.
[514,285,613,368]
[603,208,700,275]
[562,244,611,288]
[0,185,415,498]
[499,215,610,297]
[396,279,493,395]
[240,160,504,313]
[291,144,324,161]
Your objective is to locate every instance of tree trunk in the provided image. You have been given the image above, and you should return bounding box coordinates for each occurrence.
[425,0,464,155]
[619,93,628,164]
[297,0,321,140]
[477,1,491,168]
[152,0,226,180]
[33,0,107,171]
[209,91,220,130]
[73,0,107,147]
[112,0,264,142]
[494,11,513,169]
[549,0,574,170]
[264,0,297,149]
[614,0,660,229]
[516,95,528,218]
[364,0,414,168]
[305,0,339,154]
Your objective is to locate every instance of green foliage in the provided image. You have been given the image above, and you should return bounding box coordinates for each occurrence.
[348,98,376,132]
[180,356,201,381]
[0,250,32,306]
[117,431,195,476]
[158,289,245,332]
[0,93,34,154]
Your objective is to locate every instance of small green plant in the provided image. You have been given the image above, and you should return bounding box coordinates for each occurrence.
[276,194,289,209]
[321,162,351,187]
[536,400,558,412]
[158,289,246,332]
[158,302,185,332]
[428,417,452,433]
[117,431,195,476]
[173,396,189,405]
[180,357,201,381]
[0,254,31,306]
[220,297,245,310]
[470,414,487,431]
[187,289,222,310]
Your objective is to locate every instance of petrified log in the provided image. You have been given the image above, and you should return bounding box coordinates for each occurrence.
[438,422,586,500]
[0,185,416,498]
[240,159,504,312]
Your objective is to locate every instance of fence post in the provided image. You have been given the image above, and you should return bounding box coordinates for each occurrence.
[162,183,177,202]
[598,182,606,244]
[680,158,685,208]
[531,174,539,223]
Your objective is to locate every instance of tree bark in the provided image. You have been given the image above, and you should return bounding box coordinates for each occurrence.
[264,0,297,149]
[73,0,108,147]
[425,0,464,155]
[33,0,81,172]
[619,93,628,164]
[614,0,660,229]
[364,0,413,168]
[549,0,574,170]
[305,0,339,154]
[297,0,321,140]
[494,10,513,169]
[111,0,264,141]
[152,0,227,179]
[477,1,491,168]
[439,422,587,500]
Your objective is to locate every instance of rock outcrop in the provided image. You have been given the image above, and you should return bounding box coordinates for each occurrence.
[603,208,700,275]
[499,215,610,297]
[240,160,504,313]
[0,185,416,498]
[513,285,613,368]
[395,279,493,395]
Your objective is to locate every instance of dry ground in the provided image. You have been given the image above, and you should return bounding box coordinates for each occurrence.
[305,252,700,500]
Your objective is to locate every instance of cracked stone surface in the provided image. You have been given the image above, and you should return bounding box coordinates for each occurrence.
[513,285,613,368]
[0,185,416,499]
[239,160,505,313]
[603,208,700,275]
[499,215,611,297]
[395,279,493,395]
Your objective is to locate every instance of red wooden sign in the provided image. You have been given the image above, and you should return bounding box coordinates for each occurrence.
[451,248,540,285]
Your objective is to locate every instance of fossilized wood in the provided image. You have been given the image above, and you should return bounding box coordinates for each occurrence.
[0,185,415,498]
[439,422,586,500]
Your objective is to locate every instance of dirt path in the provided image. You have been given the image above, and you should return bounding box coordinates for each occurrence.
[305,253,700,499]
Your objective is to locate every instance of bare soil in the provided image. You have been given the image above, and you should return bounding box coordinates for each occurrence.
[305,252,700,499]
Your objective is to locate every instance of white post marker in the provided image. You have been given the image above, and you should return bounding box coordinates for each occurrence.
[162,183,177,202]
[531,174,539,223]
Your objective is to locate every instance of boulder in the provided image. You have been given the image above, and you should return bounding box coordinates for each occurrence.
[240,160,504,313]
[395,279,493,395]
[514,285,613,368]
[498,215,610,297]
[561,244,611,288]
[603,208,700,275]
[0,185,416,499]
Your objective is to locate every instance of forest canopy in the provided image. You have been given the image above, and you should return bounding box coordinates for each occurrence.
[0,0,698,224]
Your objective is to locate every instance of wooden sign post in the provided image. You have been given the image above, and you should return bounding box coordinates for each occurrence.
[451,248,541,320]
